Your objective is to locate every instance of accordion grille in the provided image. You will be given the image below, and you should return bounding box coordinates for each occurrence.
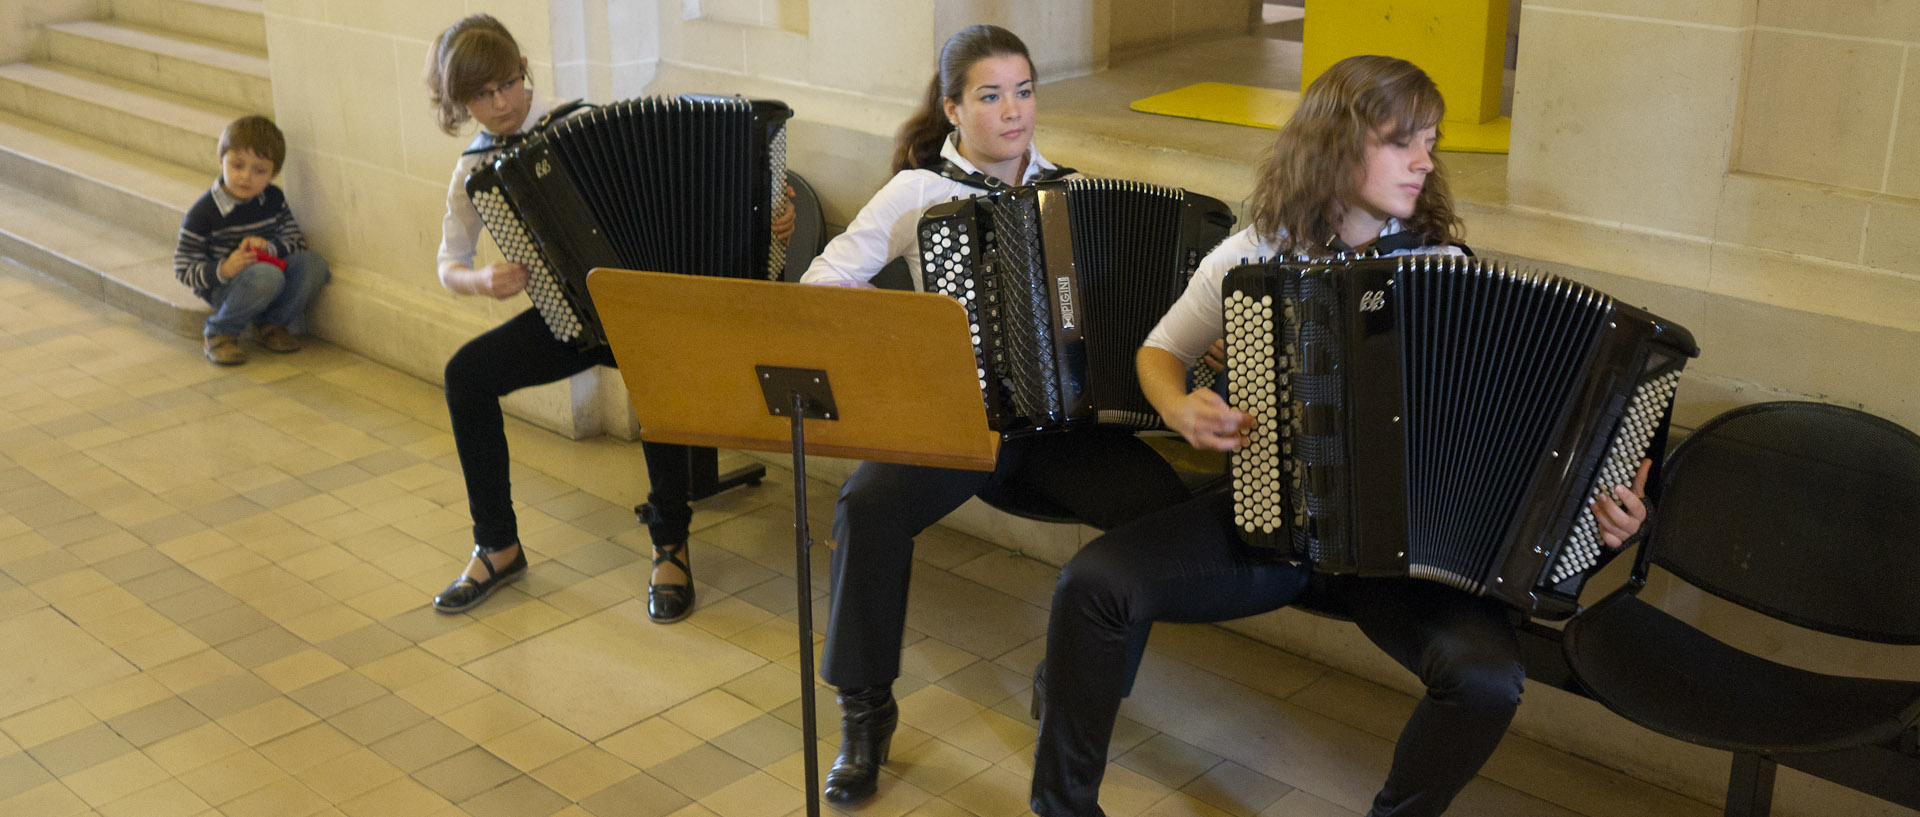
[1290,272,1350,566]
[990,193,1058,422]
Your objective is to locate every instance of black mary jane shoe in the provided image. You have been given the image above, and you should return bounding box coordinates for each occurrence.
[647,541,695,624]
[824,685,897,804]
[432,544,527,614]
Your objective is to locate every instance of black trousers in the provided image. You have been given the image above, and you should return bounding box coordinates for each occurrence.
[445,308,695,551]
[817,428,1191,690]
[1031,491,1525,817]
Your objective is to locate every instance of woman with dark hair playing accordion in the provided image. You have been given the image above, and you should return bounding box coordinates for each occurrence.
[421,14,789,622]
[798,23,1191,806]
[1028,55,1655,817]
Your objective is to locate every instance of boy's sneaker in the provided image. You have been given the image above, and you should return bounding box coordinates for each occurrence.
[205,334,247,365]
[256,324,302,353]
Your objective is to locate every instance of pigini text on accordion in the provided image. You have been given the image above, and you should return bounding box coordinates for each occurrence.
[1223,254,1698,618]
[916,178,1234,433]
[465,94,793,348]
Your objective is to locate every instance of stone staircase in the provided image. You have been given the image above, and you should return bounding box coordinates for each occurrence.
[0,0,268,336]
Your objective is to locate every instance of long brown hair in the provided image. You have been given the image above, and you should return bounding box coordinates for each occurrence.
[424,14,527,136]
[891,24,1034,174]
[1249,55,1460,256]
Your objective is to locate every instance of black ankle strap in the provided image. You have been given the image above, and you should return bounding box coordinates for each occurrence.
[469,545,500,579]
[652,541,690,572]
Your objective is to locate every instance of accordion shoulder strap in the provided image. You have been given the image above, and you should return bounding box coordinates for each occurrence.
[538,99,594,128]
[930,158,1078,190]
[462,98,597,156]
[1322,230,1473,258]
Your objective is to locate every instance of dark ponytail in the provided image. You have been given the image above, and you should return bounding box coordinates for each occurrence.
[890,24,1033,174]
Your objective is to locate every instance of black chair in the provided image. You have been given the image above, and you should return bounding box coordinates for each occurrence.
[780,170,827,282]
[1562,401,1920,816]
[867,256,915,292]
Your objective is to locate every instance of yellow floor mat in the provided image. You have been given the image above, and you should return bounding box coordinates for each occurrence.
[1129,81,1510,154]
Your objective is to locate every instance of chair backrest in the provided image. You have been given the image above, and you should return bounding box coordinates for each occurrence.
[1651,401,1920,644]
[869,256,915,291]
[779,170,828,282]
[777,171,916,290]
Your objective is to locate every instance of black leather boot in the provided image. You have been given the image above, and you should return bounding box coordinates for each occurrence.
[824,685,897,803]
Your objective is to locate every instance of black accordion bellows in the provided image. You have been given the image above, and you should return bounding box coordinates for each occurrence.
[918,179,1233,432]
[1225,255,1698,617]
[465,95,793,346]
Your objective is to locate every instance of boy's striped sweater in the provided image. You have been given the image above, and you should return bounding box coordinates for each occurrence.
[173,182,308,300]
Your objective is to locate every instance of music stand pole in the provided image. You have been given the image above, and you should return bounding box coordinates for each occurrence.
[753,364,849,817]
[785,389,821,817]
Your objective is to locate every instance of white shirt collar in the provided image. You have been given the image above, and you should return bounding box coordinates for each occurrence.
[937,133,1056,185]
[209,180,257,217]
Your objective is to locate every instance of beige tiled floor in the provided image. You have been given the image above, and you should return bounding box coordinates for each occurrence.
[0,256,1721,817]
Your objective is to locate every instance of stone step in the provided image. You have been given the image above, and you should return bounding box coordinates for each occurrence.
[0,177,205,336]
[0,109,204,242]
[45,20,270,116]
[0,62,241,176]
[109,0,266,53]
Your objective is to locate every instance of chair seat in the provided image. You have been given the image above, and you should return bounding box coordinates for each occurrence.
[1564,591,1920,755]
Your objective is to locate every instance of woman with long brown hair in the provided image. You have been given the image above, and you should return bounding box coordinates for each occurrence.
[1028,55,1651,817]
[799,24,1191,805]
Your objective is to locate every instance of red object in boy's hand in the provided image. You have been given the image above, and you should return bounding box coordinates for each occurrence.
[252,249,288,271]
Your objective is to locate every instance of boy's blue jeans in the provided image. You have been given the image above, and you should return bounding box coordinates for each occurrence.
[203,249,330,337]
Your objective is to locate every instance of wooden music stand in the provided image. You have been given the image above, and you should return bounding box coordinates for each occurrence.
[585,268,1000,816]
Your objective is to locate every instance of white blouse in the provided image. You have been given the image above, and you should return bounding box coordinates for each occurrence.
[799,134,1061,289]
[1143,222,1465,365]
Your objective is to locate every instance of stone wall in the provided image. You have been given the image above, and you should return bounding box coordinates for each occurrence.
[1508,1,1920,432]
[263,0,658,441]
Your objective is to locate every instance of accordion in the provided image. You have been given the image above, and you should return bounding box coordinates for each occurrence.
[917,179,1233,432]
[1225,255,1698,617]
[465,95,793,347]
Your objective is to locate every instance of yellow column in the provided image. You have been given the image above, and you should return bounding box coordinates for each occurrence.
[1301,0,1509,150]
